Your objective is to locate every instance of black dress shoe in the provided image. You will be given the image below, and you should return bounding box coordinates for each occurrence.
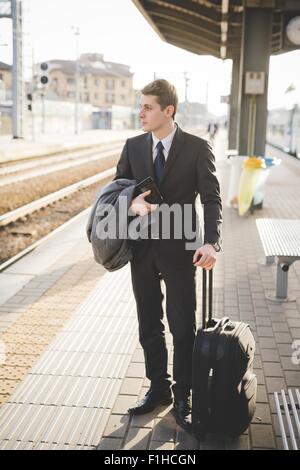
[173,398,192,431]
[128,388,173,415]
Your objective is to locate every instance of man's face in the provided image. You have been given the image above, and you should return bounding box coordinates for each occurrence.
[139,94,174,132]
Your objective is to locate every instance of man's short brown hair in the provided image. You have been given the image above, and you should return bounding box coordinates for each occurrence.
[141,79,178,119]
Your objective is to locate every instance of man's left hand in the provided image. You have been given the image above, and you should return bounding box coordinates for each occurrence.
[193,244,217,270]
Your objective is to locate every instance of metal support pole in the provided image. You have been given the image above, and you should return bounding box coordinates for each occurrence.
[30,47,35,141]
[72,26,80,135]
[41,92,45,134]
[12,0,24,139]
[247,95,257,155]
[276,263,289,300]
[237,8,272,155]
[289,105,297,153]
[228,56,240,151]
[266,259,296,302]
[31,94,35,140]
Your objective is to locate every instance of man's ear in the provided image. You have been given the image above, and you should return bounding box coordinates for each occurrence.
[165,105,175,118]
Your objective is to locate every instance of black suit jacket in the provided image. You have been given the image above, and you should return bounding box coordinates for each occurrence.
[114,125,222,247]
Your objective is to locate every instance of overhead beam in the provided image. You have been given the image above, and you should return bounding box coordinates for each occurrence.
[147,7,220,37]
[144,0,221,25]
[131,0,166,41]
[163,33,219,57]
[156,22,221,49]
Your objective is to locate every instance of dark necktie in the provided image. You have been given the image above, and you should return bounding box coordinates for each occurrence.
[154,141,165,185]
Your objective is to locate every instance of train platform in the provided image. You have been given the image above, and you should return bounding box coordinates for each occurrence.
[0,129,140,164]
[0,132,299,450]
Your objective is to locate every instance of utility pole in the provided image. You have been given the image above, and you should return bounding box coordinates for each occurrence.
[183,71,189,103]
[205,80,209,114]
[0,37,8,135]
[183,71,190,127]
[71,26,80,135]
[0,0,24,138]
[11,0,24,138]
[30,47,35,140]
[41,92,45,134]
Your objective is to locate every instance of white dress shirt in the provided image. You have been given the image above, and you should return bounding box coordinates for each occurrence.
[151,123,177,162]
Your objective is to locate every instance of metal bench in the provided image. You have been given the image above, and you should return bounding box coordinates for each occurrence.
[256,218,300,301]
[274,389,300,450]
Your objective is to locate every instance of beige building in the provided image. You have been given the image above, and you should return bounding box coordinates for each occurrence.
[0,61,12,101]
[0,62,12,134]
[46,53,136,108]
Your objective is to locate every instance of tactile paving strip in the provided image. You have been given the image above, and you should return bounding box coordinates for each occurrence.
[62,312,137,334]
[0,380,18,395]
[7,325,62,336]
[0,403,111,447]
[8,375,122,408]
[45,332,137,354]
[0,366,30,381]
[15,317,67,327]
[0,266,138,448]
[30,351,132,377]
[2,342,45,356]
[4,354,40,368]
[0,441,82,450]
[2,333,54,345]
[0,247,103,406]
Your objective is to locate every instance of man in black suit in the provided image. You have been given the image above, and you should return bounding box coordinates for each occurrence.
[114,79,222,430]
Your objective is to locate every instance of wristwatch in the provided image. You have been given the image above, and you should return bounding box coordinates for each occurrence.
[205,241,222,252]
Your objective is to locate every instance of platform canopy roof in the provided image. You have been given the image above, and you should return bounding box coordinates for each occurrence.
[132,0,300,59]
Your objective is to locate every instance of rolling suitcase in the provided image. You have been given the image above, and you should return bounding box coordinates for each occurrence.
[192,268,257,438]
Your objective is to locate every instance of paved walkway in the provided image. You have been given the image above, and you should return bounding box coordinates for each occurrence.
[0,132,299,449]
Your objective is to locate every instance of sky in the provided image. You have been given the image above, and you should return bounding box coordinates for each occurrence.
[1,0,300,115]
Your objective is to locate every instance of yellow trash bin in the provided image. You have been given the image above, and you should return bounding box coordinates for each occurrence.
[238,157,266,216]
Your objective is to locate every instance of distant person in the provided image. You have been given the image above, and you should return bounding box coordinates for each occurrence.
[114,79,222,430]
[207,122,219,143]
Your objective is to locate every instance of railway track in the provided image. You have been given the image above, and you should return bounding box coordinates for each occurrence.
[0,168,114,270]
[0,141,123,186]
[0,207,92,272]
[0,140,123,268]
[0,167,115,227]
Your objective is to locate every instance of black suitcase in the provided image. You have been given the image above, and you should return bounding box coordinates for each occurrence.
[192,268,257,438]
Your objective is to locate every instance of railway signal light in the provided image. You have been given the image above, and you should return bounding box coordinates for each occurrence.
[40,62,49,86]
[27,93,32,111]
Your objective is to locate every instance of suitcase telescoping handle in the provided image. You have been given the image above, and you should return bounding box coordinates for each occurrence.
[202,268,213,329]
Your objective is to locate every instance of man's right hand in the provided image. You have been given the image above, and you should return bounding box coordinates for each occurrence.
[130,190,158,217]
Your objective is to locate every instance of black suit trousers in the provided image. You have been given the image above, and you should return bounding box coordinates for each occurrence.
[130,239,197,400]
